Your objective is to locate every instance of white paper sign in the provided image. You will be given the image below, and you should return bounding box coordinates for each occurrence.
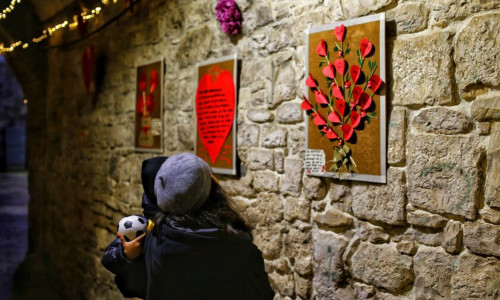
[151,118,162,136]
[305,149,326,175]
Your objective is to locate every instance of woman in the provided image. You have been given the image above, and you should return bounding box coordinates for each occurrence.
[103,153,274,300]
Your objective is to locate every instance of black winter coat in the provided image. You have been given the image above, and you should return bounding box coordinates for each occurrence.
[102,221,274,300]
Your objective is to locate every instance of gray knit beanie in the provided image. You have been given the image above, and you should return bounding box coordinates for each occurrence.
[154,152,212,214]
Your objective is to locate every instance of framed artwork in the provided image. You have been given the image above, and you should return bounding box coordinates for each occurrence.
[303,13,386,183]
[135,59,164,153]
[194,54,238,175]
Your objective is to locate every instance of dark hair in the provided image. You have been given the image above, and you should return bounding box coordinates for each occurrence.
[153,178,252,239]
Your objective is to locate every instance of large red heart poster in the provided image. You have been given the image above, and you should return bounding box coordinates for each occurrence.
[195,55,238,175]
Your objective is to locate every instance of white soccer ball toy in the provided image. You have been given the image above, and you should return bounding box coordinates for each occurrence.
[117,215,148,241]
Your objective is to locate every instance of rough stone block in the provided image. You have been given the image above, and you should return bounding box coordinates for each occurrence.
[294,273,312,300]
[464,221,500,257]
[313,231,349,292]
[267,61,296,109]
[247,193,283,228]
[429,0,500,28]
[303,176,327,200]
[412,107,473,135]
[280,158,304,197]
[471,96,500,122]
[403,227,443,247]
[340,0,394,19]
[451,252,500,299]
[387,107,406,164]
[268,272,294,297]
[284,226,312,276]
[247,108,274,123]
[176,26,213,68]
[313,208,354,228]
[442,220,462,254]
[386,2,428,35]
[253,224,284,260]
[486,123,500,208]
[455,13,500,94]
[237,124,260,147]
[274,150,285,173]
[261,125,288,148]
[354,283,376,300]
[392,32,453,106]
[480,207,500,225]
[396,240,417,255]
[277,102,303,124]
[350,242,413,292]
[248,148,274,170]
[407,134,480,220]
[252,171,279,193]
[352,168,406,225]
[357,222,390,244]
[407,205,448,228]
[284,196,311,223]
[414,246,452,300]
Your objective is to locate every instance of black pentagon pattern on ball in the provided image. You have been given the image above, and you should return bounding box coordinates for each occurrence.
[136,230,144,237]
[138,217,145,224]
[124,220,133,229]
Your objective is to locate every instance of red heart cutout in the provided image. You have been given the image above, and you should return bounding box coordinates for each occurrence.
[314,90,329,105]
[326,127,338,140]
[316,39,327,57]
[322,63,335,79]
[360,38,373,57]
[196,70,235,163]
[343,124,354,141]
[313,113,326,126]
[81,44,94,93]
[301,96,313,111]
[328,111,341,123]
[368,74,382,93]
[350,65,361,84]
[334,25,346,42]
[332,86,344,100]
[359,92,372,110]
[350,111,361,128]
[336,99,346,116]
[352,86,362,104]
[306,73,317,88]
[334,59,346,75]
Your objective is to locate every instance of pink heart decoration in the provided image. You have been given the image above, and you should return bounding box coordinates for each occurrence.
[334,24,346,42]
[336,99,346,116]
[328,111,341,123]
[359,92,372,110]
[322,63,335,79]
[334,59,346,75]
[332,86,344,100]
[350,111,361,128]
[368,74,382,93]
[350,65,361,84]
[360,38,373,57]
[196,70,235,163]
[316,39,327,57]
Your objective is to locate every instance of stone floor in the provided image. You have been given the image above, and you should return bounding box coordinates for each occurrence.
[0,172,28,300]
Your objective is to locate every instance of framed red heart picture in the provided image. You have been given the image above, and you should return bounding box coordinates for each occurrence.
[135,59,164,153]
[195,54,238,175]
[304,13,387,183]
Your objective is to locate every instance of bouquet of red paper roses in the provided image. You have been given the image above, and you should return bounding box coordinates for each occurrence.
[302,24,382,174]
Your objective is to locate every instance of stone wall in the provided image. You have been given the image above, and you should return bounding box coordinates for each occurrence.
[24,0,500,299]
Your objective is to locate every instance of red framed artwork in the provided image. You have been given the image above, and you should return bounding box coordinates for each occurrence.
[303,13,387,183]
[135,59,163,153]
[194,54,238,175]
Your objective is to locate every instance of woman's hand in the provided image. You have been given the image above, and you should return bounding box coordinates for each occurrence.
[118,232,146,260]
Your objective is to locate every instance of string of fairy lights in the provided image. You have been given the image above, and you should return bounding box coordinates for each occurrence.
[0,0,121,54]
